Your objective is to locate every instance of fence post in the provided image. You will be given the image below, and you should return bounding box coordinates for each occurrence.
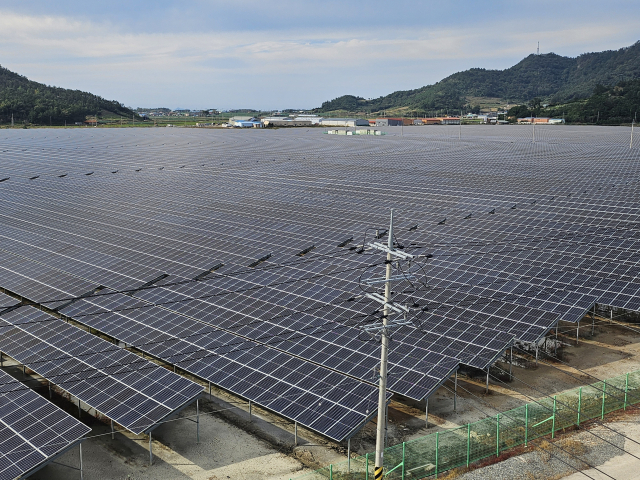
[329,464,333,480]
[577,387,582,426]
[602,380,606,419]
[402,442,406,480]
[435,431,439,478]
[552,396,556,439]
[496,414,500,457]
[366,453,369,480]
[467,423,471,467]
[525,404,528,447]
[625,373,629,410]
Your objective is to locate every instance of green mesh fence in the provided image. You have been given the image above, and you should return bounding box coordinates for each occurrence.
[291,369,640,480]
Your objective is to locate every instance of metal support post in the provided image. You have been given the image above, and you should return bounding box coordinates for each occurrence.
[49,381,52,399]
[592,305,595,336]
[196,399,200,444]
[525,404,528,446]
[0,351,3,366]
[577,387,582,425]
[79,442,83,480]
[401,442,405,480]
[454,371,458,411]
[78,399,81,419]
[552,396,556,438]
[209,382,211,395]
[23,365,25,375]
[535,345,538,366]
[111,420,114,440]
[466,423,471,467]
[329,464,333,480]
[348,439,351,473]
[366,453,369,480]
[496,414,500,457]
[294,421,298,446]
[625,372,629,410]
[555,324,558,355]
[425,398,429,428]
[249,400,252,421]
[485,369,489,394]
[602,380,606,419]
[509,346,513,379]
[576,320,580,345]
[435,431,439,478]
[149,432,153,466]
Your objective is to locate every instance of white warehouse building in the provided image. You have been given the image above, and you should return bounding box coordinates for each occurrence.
[320,118,369,127]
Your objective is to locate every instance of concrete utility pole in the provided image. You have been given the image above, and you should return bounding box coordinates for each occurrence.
[374,210,394,479]
[362,211,415,479]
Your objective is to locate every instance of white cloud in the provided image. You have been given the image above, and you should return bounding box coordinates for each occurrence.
[0,9,638,109]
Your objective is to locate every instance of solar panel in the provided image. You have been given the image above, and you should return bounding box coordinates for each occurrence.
[0,368,91,480]
[0,305,203,434]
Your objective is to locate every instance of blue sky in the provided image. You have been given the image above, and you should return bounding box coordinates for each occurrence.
[1,1,639,110]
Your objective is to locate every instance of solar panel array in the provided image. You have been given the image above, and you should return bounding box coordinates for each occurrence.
[0,368,91,480]
[0,125,638,441]
[0,292,203,435]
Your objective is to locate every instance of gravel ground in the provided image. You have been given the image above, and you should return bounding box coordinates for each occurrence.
[457,424,627,480]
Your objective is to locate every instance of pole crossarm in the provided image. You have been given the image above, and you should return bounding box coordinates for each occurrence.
[363,274,415,285]
[364,293,410,314]
[367,242,415,260]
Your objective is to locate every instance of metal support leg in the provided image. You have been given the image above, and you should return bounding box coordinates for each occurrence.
[454,371,458,412]
[23,365,25,375]
[149,432,153,466]
[209,382,211,395]
[111,420,114,440]
[425,398,429,428]
[196,399,200,444]
[486,369,489,394]
[78,399,81,419]
[79,442,83,480]
[249,400,252,422]
[348,438,351,473]
[555,325,558,355]
[294,421,298,446]
[535,346,538,366]
[173,365,176,373]
[0,351,3,367]
[592,305,595,336]
[49,381,52,399]
[509,346,513,379]
[577,320,580,345]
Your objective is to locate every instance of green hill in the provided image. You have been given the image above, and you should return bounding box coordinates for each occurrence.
[509,79,640,124]
[316,41,640,115]
[0,65,138,125]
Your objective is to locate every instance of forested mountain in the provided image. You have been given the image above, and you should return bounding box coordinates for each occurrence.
[317,41,640,114]
[0,66,137,125]
[508,79,640,124]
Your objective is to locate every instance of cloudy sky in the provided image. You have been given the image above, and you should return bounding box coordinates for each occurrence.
[1,1,639,110]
